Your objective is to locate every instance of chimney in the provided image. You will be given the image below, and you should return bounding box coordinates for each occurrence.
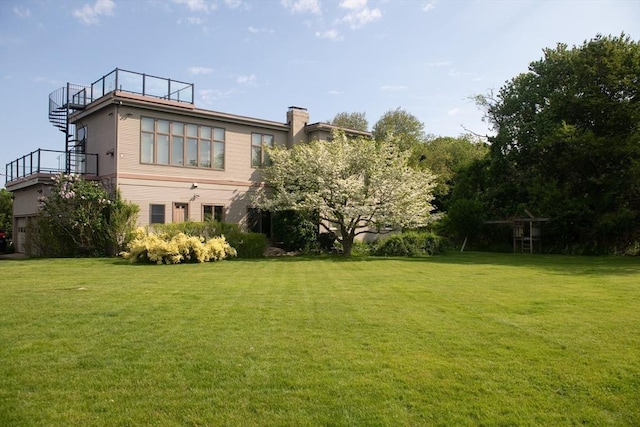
[286,106,309,148]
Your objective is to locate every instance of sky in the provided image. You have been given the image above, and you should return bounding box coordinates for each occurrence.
[1,0,638,185]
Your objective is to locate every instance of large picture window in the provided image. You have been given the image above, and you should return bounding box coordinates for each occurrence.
[141,117,225,170]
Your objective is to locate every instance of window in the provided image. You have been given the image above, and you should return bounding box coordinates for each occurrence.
[247,207,271,237]
[214,128,225,169]
[187,124,198,167]
[157,120,170,165]
[150,204,165,224]
[172,122,184,166]
[203,205,224,222]
[141,118,155,163]
[251,133,274,167]
[140,117,225,169]
[76,126,87,153]
[200,126,211,168]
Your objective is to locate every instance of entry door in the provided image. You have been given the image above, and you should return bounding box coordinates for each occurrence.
[16,217,27,253]
[173,203,188,223]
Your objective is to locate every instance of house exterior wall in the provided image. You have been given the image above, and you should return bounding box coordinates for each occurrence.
[6,74,374,253]
[78,104,117,178]
[71,93,294,229]
[9,180,51,254]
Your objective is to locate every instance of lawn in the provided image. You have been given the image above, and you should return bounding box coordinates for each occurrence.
[1,252,639,426]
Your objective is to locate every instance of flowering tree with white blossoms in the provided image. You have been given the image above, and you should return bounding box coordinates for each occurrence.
[253,131,440,256]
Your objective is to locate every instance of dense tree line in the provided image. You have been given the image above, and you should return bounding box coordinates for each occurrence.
[460,34,639,254]
[322,34,639,255]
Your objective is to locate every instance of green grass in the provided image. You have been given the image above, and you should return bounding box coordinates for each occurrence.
[1,253,639,426]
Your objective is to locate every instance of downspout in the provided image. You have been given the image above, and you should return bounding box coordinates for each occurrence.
[114,102,119,184]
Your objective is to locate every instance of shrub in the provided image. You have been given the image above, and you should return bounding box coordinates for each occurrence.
[34,174,138,257]
[225,232,268,259]
[350,240,372,257]
[149,221,223,240]
[373,231,444,257]
[121,228,236,264]
[317,232,337,253]
[149,221,265,258]
[272,210,318,252]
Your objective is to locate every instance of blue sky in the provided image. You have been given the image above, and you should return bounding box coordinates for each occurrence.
[1,0,638,183]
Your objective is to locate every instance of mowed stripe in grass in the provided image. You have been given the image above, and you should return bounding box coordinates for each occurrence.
[1,253,639,426]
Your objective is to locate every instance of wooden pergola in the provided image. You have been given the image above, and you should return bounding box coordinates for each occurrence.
[486,209,550,254]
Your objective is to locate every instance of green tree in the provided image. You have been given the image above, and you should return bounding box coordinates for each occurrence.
[410,134,489,210]
[35,174,138,256]
[475,34,640,253]
[372,108,425,151]
[253,131,439,256]
[0,188,13,236]
[330,111,369,132]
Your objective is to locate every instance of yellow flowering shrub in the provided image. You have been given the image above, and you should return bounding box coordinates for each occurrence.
[121,228,236,264]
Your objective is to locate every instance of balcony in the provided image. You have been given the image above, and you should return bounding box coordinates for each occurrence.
[5,149,98,185]
[91,68,194,104]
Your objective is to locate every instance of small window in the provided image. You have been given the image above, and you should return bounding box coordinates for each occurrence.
[150,204,165,224]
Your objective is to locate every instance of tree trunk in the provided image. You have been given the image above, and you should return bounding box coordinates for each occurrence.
[341,228,355,257]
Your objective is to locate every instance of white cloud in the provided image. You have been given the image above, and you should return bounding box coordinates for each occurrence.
[329,90,343,95]
[72,0,115,25]
[185,16,205,25]
[338,0,381,29]
[13,6,31,18]
[340,0,367,10]
[380,85,408,91]
[422,1,436,12]
[315,29,343,41]
[339,0,367,9]
[248,26,275,34]
[281,0,321,15]
[448,68,474,78]
[172,0,213,12]
[224,0,242,8]
[236,74,257,85]
[199,88,234,105]
[188,67,214,75]
[448,108,460,116]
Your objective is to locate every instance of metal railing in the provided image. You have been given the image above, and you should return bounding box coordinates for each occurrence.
[5,149,98,184]
[90,68,194,104]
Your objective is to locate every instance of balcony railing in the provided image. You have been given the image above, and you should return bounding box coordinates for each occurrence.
[91,68,194,104]
[5,149,98,184]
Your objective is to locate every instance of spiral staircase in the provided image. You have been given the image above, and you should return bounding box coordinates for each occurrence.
[48,83,91,173]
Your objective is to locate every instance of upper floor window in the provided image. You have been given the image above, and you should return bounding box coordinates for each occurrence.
[251,133,274,167]
[141,117,225,170]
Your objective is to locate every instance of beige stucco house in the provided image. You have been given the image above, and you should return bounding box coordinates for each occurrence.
[5,69,370,254]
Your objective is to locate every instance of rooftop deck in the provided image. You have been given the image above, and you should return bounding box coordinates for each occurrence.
[91,68,194,105]
[5,68,194,185]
